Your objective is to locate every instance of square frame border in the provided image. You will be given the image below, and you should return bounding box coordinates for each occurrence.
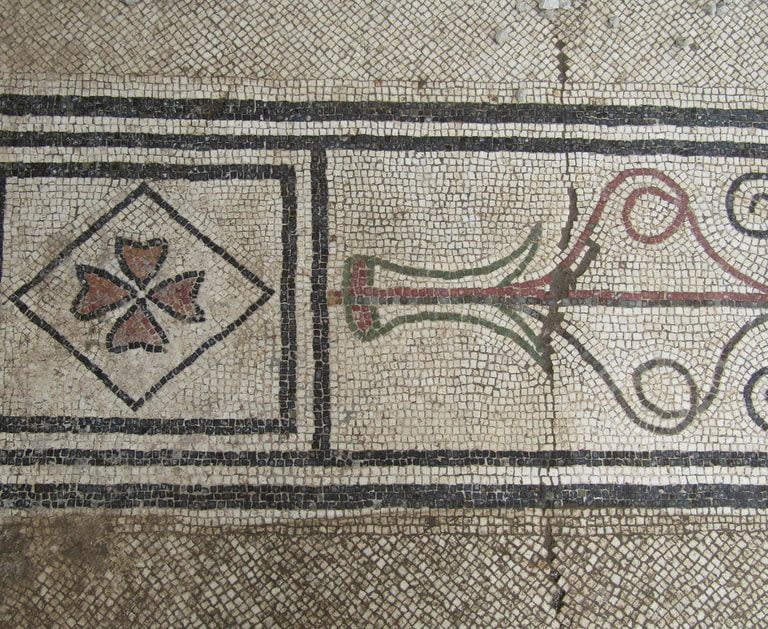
[0,160,313,437]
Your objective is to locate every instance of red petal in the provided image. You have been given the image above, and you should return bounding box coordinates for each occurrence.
[148,272,205,322]
[107,303,167,353]
[116,237,167,288]
[72,266,133,319]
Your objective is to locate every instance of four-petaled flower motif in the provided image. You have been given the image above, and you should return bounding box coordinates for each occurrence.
[71,237,205,353]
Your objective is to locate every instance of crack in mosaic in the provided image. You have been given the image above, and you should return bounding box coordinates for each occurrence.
[335,167,768,435]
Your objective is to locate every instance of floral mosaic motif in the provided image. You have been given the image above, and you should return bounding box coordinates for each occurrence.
[338,168,768,435]
[71,237,205,353]
[341,223,545,366]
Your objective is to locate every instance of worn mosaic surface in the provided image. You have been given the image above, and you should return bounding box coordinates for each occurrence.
[2,0,768,626]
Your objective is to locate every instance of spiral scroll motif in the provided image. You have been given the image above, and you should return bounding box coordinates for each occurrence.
[744,367,768,431]
[726,173,768,238]
[632,359,699,434]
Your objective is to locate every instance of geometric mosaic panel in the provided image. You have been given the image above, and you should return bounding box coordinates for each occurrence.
[1,94,768,509]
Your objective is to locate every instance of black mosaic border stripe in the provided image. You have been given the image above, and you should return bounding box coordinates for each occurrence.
[0,162,309,436]
[278,170,299,422]
[310,149,331,453]
[1,94,767,128]
[2,448,768,468]
[0,417,289,435]
[2,483,767,509]
[3,131,768,158]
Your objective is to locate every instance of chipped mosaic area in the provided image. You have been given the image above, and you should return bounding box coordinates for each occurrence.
[2,508,767,627]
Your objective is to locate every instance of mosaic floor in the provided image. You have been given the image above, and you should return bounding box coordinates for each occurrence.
[2,0,768,626]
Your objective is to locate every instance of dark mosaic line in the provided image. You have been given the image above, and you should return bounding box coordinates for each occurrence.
[0,416,290,435]
[2,117,767,497]
[279,172,299,421]
[0,161,294,184]
[138,296,273,411]
[143,183,275,294]
[8,297,137,408]
[3,131,768,157]
[2,483,767,509]
[2,448,768,468]
[549,312,768,435]
[12,182,147,299]
[1,93,767,128]
[727,172,768,238]
[310,149,331,454]
[746,367,768,430]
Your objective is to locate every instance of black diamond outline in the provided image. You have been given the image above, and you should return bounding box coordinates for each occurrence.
[10,182,276,412]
